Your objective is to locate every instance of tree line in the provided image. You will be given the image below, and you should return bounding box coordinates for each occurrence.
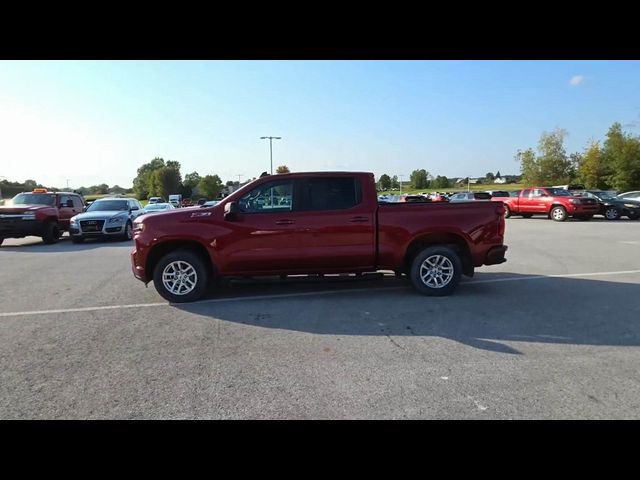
[377,170,511,191]
[517,122,640,191]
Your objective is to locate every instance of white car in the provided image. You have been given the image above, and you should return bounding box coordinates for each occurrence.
[618,191,640,201]
[142,202,175,215]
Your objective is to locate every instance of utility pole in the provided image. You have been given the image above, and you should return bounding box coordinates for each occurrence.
[237,174,243,184]
[66,179,70,190]
[468,177,470,192]
[260,136,282,175]
[399,175,404,196]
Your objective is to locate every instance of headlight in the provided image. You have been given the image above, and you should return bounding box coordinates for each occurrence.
[70,217,78,226]
[624,204,638,208]
[133,221,144,233]
[108,216,125,224]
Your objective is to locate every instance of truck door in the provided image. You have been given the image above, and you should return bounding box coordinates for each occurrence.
[529,188,552,213]
[292,176,376,270]
[219,178,303,272]
[57,194,80,229]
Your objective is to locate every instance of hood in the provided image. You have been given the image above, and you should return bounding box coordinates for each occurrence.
[74,210,129,220]
[0,205,48,215]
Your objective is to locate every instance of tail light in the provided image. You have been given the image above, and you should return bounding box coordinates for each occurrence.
[496,204,505,236]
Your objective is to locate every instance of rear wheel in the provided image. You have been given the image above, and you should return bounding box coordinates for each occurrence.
[409,246,462,296]
[153,249,209,303]
[503,205,511,218]
[604,207,621,220]
[550,206,567,222]
[42,221,61,244]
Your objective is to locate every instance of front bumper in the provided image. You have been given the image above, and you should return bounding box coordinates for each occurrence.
[131,247,147,282]
[570,204,600,215]
[0,218,45,238]
[485,245,508,265]
[70,221,126,237]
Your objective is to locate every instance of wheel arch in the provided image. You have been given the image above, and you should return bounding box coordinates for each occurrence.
[146,240,215,283]
[403,233,473,277]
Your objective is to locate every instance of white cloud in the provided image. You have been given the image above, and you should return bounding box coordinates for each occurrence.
[569,75,585,86]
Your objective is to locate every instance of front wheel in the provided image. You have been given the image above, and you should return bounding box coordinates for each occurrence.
[550,206,567,222]
[604,207,621,221]
[121,221,133,241]
[42,221,61,244]
[153,249,209,303]
[409,246,462,296]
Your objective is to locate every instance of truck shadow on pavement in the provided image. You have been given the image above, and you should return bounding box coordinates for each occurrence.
[173,272,640,355]
[0,235,133,252]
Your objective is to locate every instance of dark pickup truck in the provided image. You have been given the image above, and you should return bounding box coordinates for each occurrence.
[131,172,508,302]
[0,189,85,245]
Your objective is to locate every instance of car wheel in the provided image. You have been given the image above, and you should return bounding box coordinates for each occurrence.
[522,213,533,218]
[503,205,511,218]
[604,207,620,220]
[409,246,462,296]
[550,206,567,222]
[71,236,85,244]
[121,221,133,241]
[153,249,209,303]
[42,221,61,244]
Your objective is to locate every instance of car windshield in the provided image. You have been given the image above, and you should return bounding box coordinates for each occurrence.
[145,204,169,210]
[87,200,129,212]
[12,193,55,206]
[547,188,571,196]
[593,191,618,201]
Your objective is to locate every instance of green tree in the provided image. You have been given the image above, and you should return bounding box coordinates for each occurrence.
[495,170,501,179]
[602,122,640,192]
[198,175,223,199]
[276,165,290,174]
[391,175,399,189]
[433,175,450,189]
[378,174,391,190]
[516,148,540,186]
[537,129,574,184]
[183,171,201,197]
[577,141,609,189]
[410,169,429,189]
[133,157,166,199]
[485,172,495,181]
[150,167,181,198]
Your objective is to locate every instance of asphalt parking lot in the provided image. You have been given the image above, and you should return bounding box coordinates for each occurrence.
[1,217,640,419]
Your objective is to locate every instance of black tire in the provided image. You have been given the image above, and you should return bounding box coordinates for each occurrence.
[153,249,209,303]
[409,246,462,296]
[503,205,511,218]
[522,213,533,218]
[0,237,4,246]
[121,221,133,241]
[41,221,61,244]
[604,207,620,221]
[71,236,85,244]
[550,206,567,222]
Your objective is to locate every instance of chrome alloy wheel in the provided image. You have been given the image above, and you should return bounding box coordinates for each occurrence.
[419,255,454,288]
[162,261,198,295]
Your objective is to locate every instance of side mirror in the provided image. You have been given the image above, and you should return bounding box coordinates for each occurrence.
[131,206,139,211]
[224,201,239,221]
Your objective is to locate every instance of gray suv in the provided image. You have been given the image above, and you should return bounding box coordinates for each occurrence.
[69,198,144,243]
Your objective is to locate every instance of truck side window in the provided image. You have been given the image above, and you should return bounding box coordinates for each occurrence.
[301,177,361,211]
[521,189,531,197]
[72,196,83,210]
[531,189,545,198]
[238,180,293,214]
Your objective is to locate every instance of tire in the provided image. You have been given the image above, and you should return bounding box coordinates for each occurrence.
[503,205,511,218]
[522,214,533,218]
[153,249,209,303]
[41,221,61,244]
[604,207,620,221]
[409,246,462,296]
[71,236,85,244]
[550,206,567,222]
[121,221,133,241]
[0,237,4,246]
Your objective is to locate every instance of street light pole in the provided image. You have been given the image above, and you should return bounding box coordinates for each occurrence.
[260,136,282,175]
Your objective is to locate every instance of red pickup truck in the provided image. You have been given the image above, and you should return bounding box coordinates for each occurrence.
[131,172,508,302]
[502,187,599,221]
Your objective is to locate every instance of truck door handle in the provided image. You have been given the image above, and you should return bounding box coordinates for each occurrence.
[275,219,295,225]
[349,216,369,223]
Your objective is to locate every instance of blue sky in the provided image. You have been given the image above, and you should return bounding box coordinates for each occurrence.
[1,60,639,189]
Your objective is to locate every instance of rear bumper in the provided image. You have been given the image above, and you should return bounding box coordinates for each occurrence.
[485,245,508,265]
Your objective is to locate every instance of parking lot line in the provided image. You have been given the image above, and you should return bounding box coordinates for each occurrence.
[1,269,639,318]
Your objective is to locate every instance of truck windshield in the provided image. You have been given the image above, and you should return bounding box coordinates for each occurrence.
[593,191,618,201]
[87,200,129,212]
[547,189,571,196]
[12,193,55,206]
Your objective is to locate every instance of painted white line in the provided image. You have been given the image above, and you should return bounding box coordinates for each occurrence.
[0,286,405,318]
[471,269,640,284]
[1,269,638,318]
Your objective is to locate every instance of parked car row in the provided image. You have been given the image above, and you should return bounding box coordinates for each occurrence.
[0,189,189,246]
[378,187,640,222]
